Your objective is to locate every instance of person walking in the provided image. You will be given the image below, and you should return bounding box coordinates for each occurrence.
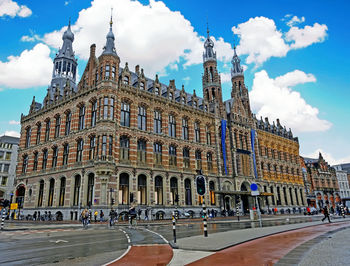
[81,208,89,228]
[94,210,98,222]
[144,209,149,221]
[321,206,331,223]
[129,204,136,228]
[109,208,116,227]
[100,210,104,222]
[138,209,142,220]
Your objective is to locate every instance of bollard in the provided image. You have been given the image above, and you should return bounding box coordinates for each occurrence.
[341,205,345,218]
[172,211,176,243]
[236,204,240,222]
[203,200,208,237]
[1,208,5,230]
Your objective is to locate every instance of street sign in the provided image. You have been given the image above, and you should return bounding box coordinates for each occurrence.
[250,183,258,191]
[251,190,260,196]
[10,203,18,210]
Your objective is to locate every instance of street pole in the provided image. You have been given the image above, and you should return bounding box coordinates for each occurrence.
[172,211,176,243]
[236,195,240,222]
[1,208,5,230]
[203,198,208,237]
[255,196,262,228]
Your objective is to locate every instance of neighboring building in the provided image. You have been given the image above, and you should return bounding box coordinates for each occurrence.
[0,135,20,202]
[302,153,340,209]
[14,16,306,220]
[333,164,350,204]
[300,156,314,206]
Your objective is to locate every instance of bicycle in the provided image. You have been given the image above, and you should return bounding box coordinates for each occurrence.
[82,217,89,229]
[129,215,137,228]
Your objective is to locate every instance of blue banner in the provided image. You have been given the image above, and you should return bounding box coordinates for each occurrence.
[221,120,228,175]
[250,129,258,178]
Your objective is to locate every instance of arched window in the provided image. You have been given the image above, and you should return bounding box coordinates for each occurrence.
[123,76,129,85]
[207,152,213,172]
[169,91,173,100]
[33,152,38,171]
[138,106,147,131]
[195,150,202,170]
[25,127,31,148]
[137,139,147,164]
[73,175,81,206]
[154,110,162,134]
[91,100,97,127]
[76,139,84,162]
[154,142,162,165]
[183,148,190,169]
[42,149,48,170]
[102,135,107,157]
[112,65,116,79]
[38,180,44,207]
[155,176,163,205]
[212,88,216,99]
[63,143,69,165]
[140,81,145,90]
[170,177,178,205]
[206,126,211,145]
[121,102,130,127]
[120,136,130,161]
[119,173,129,204]
[78,105,85,130]
[155,87,160,95]
[168,114,176,137]
[89,136,96,160]
[45,120,50,141]
[105,64,110,79]
[194,122,200,143]
[59,177,66,206]
[65,111,71,135]
[22,155,28,173]
[182,118,189,140]
[182,96,186,104]
[52,146,58,167]
[169,145,177,167]
[138,174,147,205]
[209,181,215,205]
[48,179,55,207]
[185,179,192,205]
[86,173,94,206]
[54,116,61,138]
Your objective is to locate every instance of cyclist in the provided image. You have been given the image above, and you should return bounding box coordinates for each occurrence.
[109,208,116,227]
[129,204,137,228]
[81,208,89,229]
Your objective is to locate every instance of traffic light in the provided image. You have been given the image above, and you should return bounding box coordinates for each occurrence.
[111,198,115,205]
[196,175,206,196]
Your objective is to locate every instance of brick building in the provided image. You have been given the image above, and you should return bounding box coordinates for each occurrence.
[15,17,306,220]
[302,153,340,209]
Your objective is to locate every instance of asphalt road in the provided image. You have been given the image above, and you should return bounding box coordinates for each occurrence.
[0,216,324,265]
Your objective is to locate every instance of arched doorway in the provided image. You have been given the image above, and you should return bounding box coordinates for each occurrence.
[86,173,95,207]
[119,173,129,205]
[224,196,231,211]
[185,179,192,205]
[16,185,25,208]
[170,177,178,205]
[240,183,250,214]
[155,176,163,205]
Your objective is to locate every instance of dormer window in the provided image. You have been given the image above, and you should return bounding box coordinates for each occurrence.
[155,87,159,95]
[182,97,186,104]
[140,82,145,90]
[123,76,129,85]
[169,92,173,100]
[193,101,197,108]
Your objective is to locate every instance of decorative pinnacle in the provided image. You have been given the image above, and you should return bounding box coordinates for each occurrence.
[206,17,209,39]
[68,17,71,27]
[110,8,113,27]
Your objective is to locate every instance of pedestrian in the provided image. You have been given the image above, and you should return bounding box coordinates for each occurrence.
[321,206,331,223]
[144,209,149,221]
[48,211,52,221]
[109,208,116,226]
[33,211,37,221]
[100,210,104,222]
[129,204,136,227]
[94,210,98,222]
[138,209,142,220]
[81,208,89,228]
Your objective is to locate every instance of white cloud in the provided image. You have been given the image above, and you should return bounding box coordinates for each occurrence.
[0,43,52,90]
[304,149,350,166]
[250,70,332,133]
[0,0,32,17]
[286,15,305,27]
[9,120,20,125]
[169,63,178,71]
[232,16,328,66]
[232,16,290,66]
[220,72,231,83]
[1,130,20,138]
[64,1,70,6]
[21,30,41,42]
[286,23,328,49]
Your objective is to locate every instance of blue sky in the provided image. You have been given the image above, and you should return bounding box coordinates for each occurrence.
[0,0,349,164]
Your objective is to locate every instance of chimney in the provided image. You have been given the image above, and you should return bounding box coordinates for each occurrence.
[90,44,96,58]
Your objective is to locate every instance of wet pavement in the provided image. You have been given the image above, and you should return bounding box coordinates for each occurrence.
[188,222,350,266]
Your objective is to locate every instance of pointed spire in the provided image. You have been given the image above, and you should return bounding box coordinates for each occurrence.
[203,19,216,62]
[231,34,243,78]
[102,8,117,55]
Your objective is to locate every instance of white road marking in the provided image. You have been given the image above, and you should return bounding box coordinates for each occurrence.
[102,229,131,266]
[143,228,169,244]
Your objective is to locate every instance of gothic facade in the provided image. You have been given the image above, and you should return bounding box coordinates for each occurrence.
[15,17,306,220]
